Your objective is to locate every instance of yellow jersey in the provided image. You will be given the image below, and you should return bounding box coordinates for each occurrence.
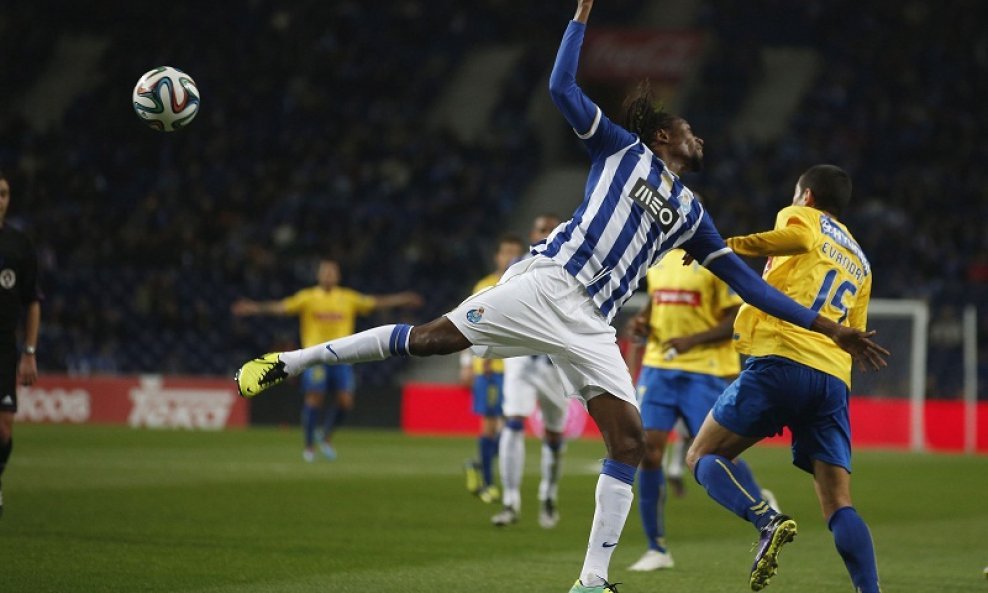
[471,273,504,375]
[728,205,872,387]
[641,249,743,377]
[281,286,377,347]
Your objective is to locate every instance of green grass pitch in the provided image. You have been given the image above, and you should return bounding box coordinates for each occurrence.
[4,424,986,592]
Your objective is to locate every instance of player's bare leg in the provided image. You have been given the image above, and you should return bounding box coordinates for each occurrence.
[574,393,644,589]
[408,317,471,355]
[812,460,880,593]
[629,428,675,571]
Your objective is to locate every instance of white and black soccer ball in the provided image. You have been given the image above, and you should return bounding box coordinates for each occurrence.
[132,66,200,132]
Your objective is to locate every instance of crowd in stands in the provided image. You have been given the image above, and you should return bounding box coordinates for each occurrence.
[0,1,639,383]
[1,0,983,397]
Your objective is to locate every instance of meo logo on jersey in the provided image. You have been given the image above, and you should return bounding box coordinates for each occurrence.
[466,307,485,323]
[630,178,681,233]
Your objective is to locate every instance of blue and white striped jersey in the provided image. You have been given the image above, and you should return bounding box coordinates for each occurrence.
[536,20,729,322]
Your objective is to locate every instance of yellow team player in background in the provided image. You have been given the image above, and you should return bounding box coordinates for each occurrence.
[624,248,774,572]
[233,258,421,461]
[686,164,883,592]
[461,235,525,502]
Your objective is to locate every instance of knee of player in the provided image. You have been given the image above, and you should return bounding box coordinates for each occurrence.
[610,427,645,466]
[641,445,664,470]
[543,429,564,446]
[684,445,702,474]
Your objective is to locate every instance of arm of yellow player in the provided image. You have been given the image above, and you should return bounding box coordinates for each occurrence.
[726,218,814,257]
[664,304,740,354]
[231,298,291,316]
[369,291,424,310]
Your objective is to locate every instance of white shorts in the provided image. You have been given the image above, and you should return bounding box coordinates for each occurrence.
[502,355,570,433]
[447,256,638,408]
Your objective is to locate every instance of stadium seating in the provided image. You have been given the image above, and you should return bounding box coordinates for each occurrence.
[0,0,983,396]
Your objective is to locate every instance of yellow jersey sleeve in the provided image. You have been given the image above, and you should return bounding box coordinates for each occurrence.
[344,289,378,316]
[731,206,872,387]
[726,215,815,257]
[281,289,311,315]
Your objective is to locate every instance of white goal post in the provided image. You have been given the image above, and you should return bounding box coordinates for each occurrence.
[854,299,929,452]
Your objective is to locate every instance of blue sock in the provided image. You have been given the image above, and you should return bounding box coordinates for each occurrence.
[694,455,776,530]
[479,435,498,487]
[638,468,667,552]
[731,459,765,502]
[829,507,880,593]
[323,406,348,439]
[301,405,318,448]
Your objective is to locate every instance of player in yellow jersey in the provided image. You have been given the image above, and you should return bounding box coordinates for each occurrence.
[461,235,526,502]
[623,248,751,571]
[685,165,882,592]
[233,258,421,461]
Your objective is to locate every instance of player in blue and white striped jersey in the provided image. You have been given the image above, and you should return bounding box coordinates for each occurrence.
[235,2,888,590]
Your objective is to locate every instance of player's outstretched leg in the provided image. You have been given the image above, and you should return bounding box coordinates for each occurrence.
[572,394,642,592]
[236,318,470,398]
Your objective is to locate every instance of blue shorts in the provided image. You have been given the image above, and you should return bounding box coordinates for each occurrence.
[301,364,356,395]
[472,373,504,417]
[637,367,729,436]
[712,355,852,474]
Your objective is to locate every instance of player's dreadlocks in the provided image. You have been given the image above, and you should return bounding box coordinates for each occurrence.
[623,80,678,148]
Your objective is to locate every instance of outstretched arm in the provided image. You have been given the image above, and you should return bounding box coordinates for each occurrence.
[684,216,888,370]
[705,253,888,370]
[372,291,424,310]
[548,1,599,135]
[549,0,635,157]
[727,219,814,257]
[231,299,289,316]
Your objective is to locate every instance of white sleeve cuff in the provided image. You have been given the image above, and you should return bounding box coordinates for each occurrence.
[574,106,602,139]
[701,247,732,267]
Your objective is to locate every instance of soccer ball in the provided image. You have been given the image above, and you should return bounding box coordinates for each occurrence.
[132,66,200,132]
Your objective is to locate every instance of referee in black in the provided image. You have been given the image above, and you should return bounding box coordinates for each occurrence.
[0,170,42,518]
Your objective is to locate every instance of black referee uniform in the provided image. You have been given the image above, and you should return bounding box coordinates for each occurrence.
[0,223,41,413]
